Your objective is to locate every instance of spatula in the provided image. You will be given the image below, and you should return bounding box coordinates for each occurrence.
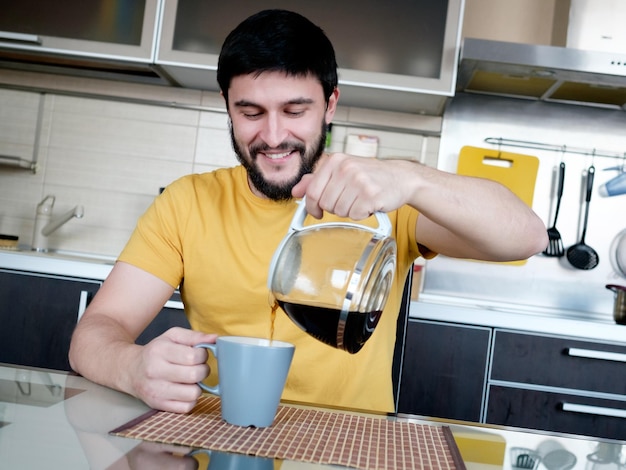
[543,162,565,257]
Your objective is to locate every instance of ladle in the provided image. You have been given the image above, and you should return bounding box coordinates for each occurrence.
[566,165,599,270]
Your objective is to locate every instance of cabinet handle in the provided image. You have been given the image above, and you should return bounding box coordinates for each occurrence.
[164,300,184,310]
[566,348,626,363]
[77,290,90,322]
[562,402,626,419]
[0,31,42,45]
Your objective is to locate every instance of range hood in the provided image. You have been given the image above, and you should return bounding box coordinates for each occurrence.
[457,38,626,110]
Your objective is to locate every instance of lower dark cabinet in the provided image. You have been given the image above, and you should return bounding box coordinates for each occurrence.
[0,268,190,371]
[0,269,100,371]
[397,319,491,422]
[136,304,190,345]
[491,330,626,395]
[487,385,626,441]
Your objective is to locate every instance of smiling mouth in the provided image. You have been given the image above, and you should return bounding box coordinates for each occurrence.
[260,150,295,160]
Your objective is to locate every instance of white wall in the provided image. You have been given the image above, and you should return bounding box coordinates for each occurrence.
[0,70,440,257]
[430,93,626,316]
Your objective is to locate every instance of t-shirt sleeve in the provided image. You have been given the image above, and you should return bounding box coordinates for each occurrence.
[118,182,187,289]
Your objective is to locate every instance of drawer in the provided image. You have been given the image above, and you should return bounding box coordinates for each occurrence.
[491,330,626,395]
[486,385,626,441]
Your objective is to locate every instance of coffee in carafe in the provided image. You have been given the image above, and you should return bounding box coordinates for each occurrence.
[278,302,382,354]
[268,197,396,354]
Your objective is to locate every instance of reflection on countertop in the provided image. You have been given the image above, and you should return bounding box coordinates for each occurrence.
[1,363,625,470]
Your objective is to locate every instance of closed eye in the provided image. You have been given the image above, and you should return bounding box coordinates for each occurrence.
[285,109,305,117]
[243,111,263,119]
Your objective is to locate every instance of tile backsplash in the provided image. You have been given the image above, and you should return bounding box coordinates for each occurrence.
[0,71,440,257]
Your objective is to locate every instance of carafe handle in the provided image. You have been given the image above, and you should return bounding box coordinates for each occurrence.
[289,196,391,237]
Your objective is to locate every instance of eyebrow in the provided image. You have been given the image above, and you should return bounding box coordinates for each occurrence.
[233,97,316,108]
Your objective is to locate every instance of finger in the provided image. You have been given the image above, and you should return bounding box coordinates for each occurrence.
[164,327,217,347]
[167,343,211,368]
[291,173,313,199]
[151,395,200,414]
[302,156,343,218]
[146,378,205,411]
[304,197,323,219]
[144,334,210,370]
[326,186,361,218]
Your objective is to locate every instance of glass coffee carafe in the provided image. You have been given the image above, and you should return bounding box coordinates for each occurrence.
[268,198,396,354]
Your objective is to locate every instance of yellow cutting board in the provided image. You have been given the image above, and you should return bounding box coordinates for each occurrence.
[457,146,540,265]
[457,146,539,207]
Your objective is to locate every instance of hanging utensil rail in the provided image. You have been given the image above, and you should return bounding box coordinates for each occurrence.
[484,137,625,160]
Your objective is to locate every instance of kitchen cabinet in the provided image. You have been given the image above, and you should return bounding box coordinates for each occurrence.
[398,317,626,441]
[487,386,626,441]
[0,267,190,371]
[156,0,464,114]
[0,89,41,172]
[135,291,191,345]
[0,268,100,371]
[486,330,626,441]
[397,319,491,422]
[0,0,166,85]
[490,330,626,396]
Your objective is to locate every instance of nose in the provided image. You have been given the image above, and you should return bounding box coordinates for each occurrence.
[259,113,288,148]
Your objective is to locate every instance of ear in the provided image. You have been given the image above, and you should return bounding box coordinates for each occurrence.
[325,87,340,122]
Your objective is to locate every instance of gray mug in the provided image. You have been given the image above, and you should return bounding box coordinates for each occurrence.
[195,336,294,427]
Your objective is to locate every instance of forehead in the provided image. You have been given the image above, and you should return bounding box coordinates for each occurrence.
[228,71,325,107]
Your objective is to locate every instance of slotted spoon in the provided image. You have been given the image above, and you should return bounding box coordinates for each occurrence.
[543,162,565,257]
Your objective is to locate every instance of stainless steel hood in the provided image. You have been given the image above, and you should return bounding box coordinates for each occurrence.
[457,38,626,110]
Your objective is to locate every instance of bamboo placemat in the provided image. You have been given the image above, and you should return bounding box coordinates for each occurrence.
[111,395,465,470]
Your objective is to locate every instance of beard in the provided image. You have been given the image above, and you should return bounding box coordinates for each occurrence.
[230,120,328,201]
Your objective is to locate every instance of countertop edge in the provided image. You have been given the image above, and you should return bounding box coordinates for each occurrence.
[410,294,626,346]
[0,250,114,281]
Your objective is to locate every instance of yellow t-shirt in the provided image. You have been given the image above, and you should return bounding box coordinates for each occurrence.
[119,165,422,413]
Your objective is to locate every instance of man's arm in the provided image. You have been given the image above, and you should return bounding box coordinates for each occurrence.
[69,261,216,413]
[292,154,548,262]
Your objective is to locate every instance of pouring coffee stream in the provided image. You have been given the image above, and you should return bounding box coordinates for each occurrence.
[268,198,397,354]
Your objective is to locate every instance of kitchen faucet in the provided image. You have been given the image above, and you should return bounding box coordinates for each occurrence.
[32,195,84,252]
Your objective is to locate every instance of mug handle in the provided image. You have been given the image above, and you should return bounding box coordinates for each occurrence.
[289,196,392,236]
[194,343,219,395]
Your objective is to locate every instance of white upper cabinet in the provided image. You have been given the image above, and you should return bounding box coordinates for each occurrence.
[156,0,465,115]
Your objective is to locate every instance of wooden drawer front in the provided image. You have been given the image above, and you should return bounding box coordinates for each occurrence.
[487,385,626,441]
[491,330,626,395]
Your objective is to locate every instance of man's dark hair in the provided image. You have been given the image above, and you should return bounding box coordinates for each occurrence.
[217,9,338,105]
